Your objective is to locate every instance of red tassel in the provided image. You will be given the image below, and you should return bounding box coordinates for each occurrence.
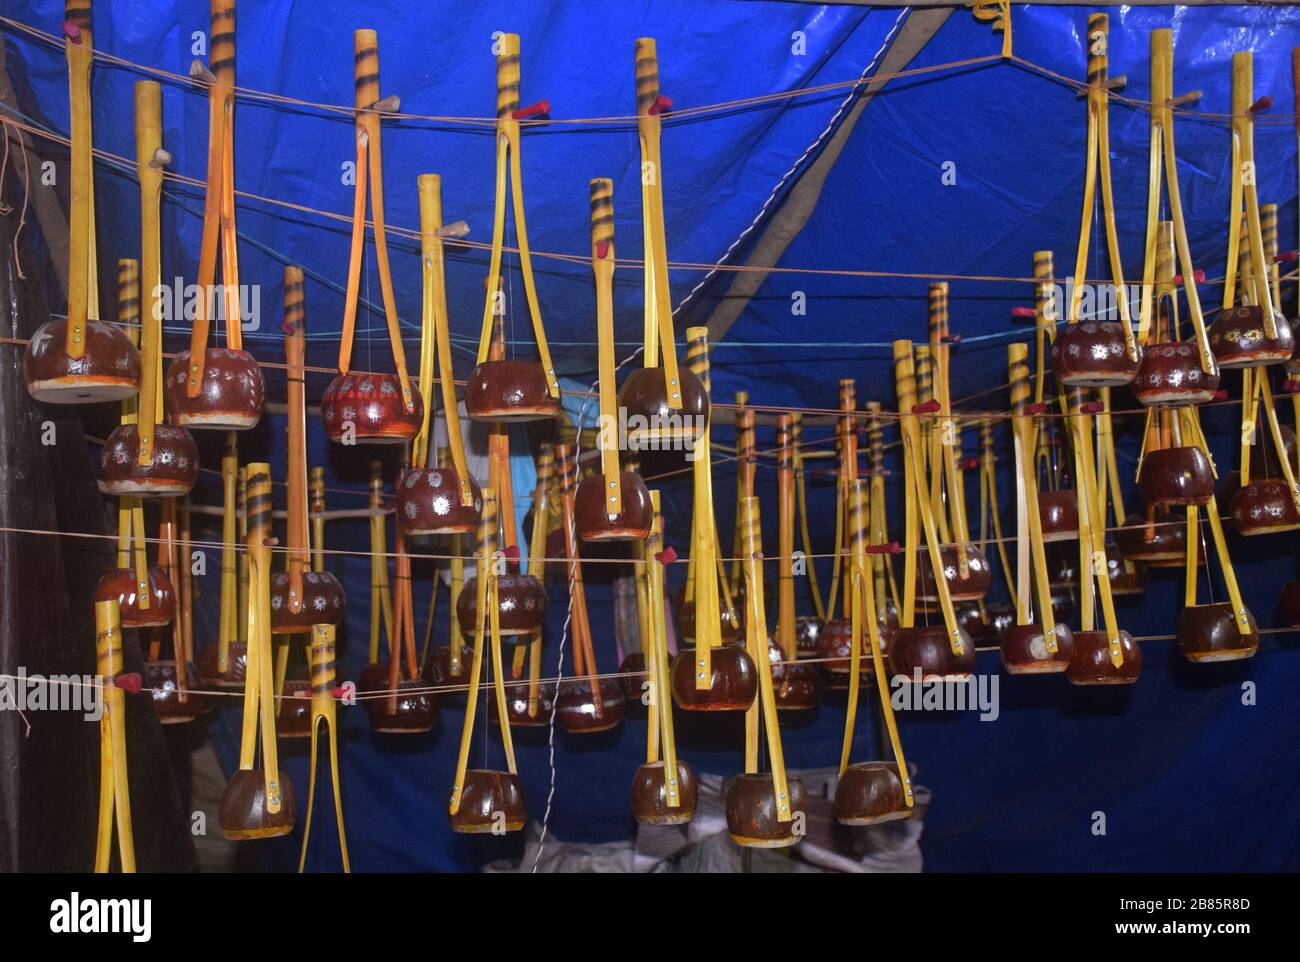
[649,95,673,116]
[912,399,940,415]
[655,546,678,565]
[511,100,550,120]
[113,673,142,694]
[62,21,82,43]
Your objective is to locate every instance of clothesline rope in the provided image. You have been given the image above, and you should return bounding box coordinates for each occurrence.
[3,14,1296,130]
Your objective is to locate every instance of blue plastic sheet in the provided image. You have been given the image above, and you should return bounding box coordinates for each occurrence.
[4,2,1300,871]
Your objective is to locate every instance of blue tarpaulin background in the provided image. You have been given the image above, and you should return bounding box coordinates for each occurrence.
[4,1,1300,871]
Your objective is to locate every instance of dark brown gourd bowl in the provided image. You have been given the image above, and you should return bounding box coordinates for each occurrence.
[1231,479,1300,536]
[425,645,472,689]
[1208,305,1295,368]
[488,680,556,728]
[321,373,423,444]
[1115,511,1188,564]
[465,359,561,423]
[449,769,527,834]
[1001,622,1074,675]
[1132,341,1220,405]
[357,662,438,733]
[456,573,547,637]
[618,651,647,700]
[94,565,176,628]
[100,423,199,497]
[674,595,742,646]
[23,319,141,404]
[725,772,807,849]
[617,365,710,442]
[889,625,975,682]
[795,615,824,657]
[985,603,1016,643]
[556,678,626,733]
[219,769,295,840]
[1066,629,1141,685]
[198,640,247,690]
[817,617,894,688]
[1050,321,1142,387]
[767,636,822,710]
[1138,446,1214,506]
[1177,603,1259,663]
[269,572,346,633]
[916,543,991,602]
[275,679,313,738]
[1048,542,1078,590]
[1284,580,1300,626]
[1038,489,1079,542]
[632,760,697,825]
[575,471,653,542]
[164,348,265,429]
[144,660,209,723]
[670,644,757,711]
[834,761,910,826]
[1104,544,1148,597]
[396,466,482,536]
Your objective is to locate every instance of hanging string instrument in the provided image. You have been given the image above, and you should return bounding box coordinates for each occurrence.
[271,267,346,737]
[1132,28,1219,407]
[24,0,141,404]
[145,499,208,723]
[449,488,527,834]
[220,464,296,839]
[1207,50,1294,368]
[555,443,626,733]
[1225,185,1300,535]
[890,340,974,681]
[271,267,346,633]
[576,179,652,541]
[1001,343,1073,674]
[670,328,757,711]
[396,174,482,535]
[632,490,697,824]
[791,413,829,657]
[493,444,556,728]
[835,479,914,824]
[724,495,806,849]
[1062,384,1141,685]
[618,38,708,444]
[819,379,868,688]
[1170,403,1259,663]
[769,414,821,710]
[673,327,741,645]
[101,81,198,498]
[1029,252,1081,545]
[464,34,561,422]
[95,261,177,628]
[1051,13,1142,388]
[1135,225,1215,514]
[166,0,264,430]
[321,29,422,444]
[915,284,991,607]
[360,512,439,734]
